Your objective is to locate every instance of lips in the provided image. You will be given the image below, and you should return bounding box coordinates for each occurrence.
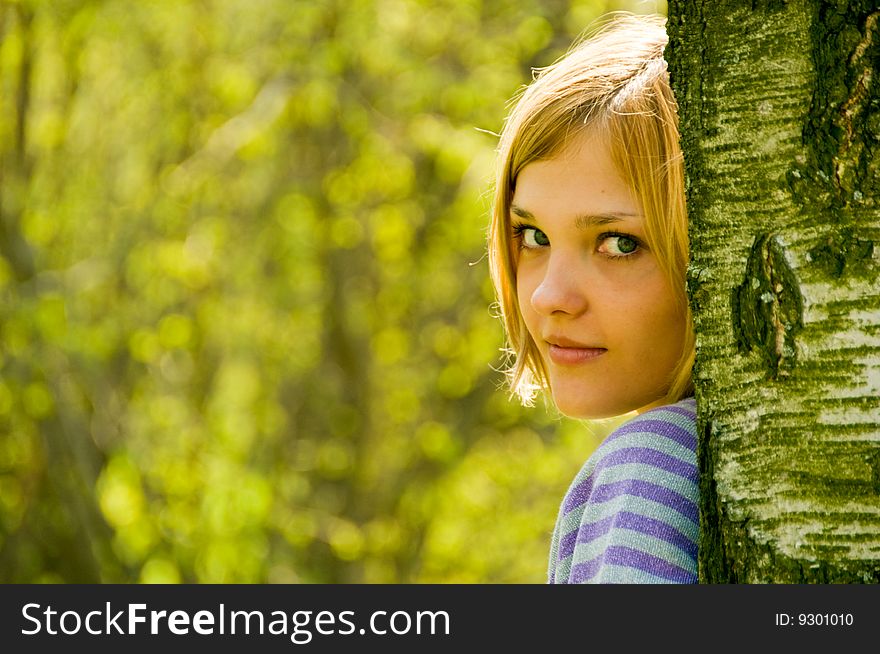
[545,336,607,365]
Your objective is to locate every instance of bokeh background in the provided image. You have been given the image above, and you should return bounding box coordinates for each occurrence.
[0,0,664,583]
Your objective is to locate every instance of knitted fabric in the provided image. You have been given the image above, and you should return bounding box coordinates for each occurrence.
[548,397,698,584]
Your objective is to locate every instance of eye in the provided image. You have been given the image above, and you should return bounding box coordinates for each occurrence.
[513,225,550,249]
[597,233,641,258]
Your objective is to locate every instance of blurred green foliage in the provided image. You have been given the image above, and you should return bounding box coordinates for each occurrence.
[0,0,664,583]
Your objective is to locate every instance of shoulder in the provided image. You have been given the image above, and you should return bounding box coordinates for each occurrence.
[571,398,699,583]
[595,397,697,462]
[589,396,698,495]
[548,398,700,584]
[623,397,696,437]
[639,397,697,428]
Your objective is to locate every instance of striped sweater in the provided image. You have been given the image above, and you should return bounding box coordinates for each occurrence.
[548,397,698,584]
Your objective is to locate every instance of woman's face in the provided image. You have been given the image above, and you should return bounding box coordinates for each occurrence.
[512,128,686,419]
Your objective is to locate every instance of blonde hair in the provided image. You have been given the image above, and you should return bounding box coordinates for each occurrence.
[488,13,694,407]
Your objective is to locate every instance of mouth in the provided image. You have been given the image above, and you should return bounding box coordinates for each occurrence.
[545,337,607,365]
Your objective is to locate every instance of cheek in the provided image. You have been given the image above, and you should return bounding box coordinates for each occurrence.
[653,277,685,329]
[623,276,684,345]
[645,290,687,356]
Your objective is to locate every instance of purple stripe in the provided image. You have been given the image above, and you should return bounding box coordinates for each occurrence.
[559,529,579,560]
[603,419,697,451]
[591,479,698,523]
[558,511,697,560]
[563,474,596,513]
[595,447,697,482]
[563,446,696,514]
[570,545,697,583]
[659,403,696,420]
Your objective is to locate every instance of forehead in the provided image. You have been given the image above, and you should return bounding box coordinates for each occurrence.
[511,129,639,222]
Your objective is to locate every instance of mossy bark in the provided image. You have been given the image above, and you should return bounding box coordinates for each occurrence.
[667,0,880,582]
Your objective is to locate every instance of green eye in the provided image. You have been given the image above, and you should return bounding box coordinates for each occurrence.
[514,225,550,249]
[598,233,641,258]
[616,236,637,254]
[526,228,550,247]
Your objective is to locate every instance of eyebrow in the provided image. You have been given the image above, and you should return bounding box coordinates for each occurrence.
[510,204,637,228]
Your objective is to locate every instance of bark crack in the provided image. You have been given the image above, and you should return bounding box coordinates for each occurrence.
[834,11,878,193]
[732,234,804,379]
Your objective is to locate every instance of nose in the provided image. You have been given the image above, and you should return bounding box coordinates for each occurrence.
[530,254,588,317]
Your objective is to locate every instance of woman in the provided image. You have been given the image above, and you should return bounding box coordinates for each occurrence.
[488,14,698,583]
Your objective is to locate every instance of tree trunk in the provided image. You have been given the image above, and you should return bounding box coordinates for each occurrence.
[667,0,880,582]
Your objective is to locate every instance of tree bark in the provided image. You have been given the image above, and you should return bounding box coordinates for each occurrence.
[667,0,880,582]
